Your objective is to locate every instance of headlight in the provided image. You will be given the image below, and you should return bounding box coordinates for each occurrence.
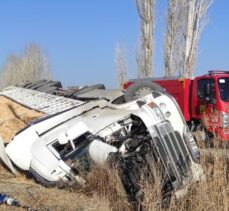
[148,102,165,121]
[159,102,166,110]
[221,112,229,128]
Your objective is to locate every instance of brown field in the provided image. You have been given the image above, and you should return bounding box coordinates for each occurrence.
[0,97,228,210]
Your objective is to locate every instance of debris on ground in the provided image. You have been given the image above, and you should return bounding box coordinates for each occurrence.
[0,164,111,211]
[0,193,20,207]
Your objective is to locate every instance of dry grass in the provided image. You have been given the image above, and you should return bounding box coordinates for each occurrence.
[81,144,229,211]
[79,167,131,211]
[143,146,229,211]
[168,148,229,211]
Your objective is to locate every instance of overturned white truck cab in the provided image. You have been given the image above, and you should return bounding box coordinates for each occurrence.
[1,85,204,202]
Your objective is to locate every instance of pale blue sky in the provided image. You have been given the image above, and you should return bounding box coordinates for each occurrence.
[0,0,228,88]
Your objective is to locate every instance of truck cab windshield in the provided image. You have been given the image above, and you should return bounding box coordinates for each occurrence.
[218,78,229,102]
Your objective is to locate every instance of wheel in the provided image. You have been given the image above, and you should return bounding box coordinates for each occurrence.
[124,80,164,102]
[192,122,213,148]
[71,84,105,99]
[17,80,62,94]
[16,80,36,88]
[23,80,48,89]
[75,84,105,95]
[35,81,62,94]
[29,168,57,187]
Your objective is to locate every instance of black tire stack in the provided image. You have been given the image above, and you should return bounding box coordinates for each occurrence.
[17,80,62,95]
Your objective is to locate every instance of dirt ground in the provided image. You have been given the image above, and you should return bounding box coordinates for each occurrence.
[0,164,110,211]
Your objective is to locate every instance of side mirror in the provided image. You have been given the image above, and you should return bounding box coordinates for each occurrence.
[66,122,89,141]
[58,133,69,145]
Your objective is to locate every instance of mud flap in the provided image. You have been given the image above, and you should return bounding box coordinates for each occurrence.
[0,135,18,175]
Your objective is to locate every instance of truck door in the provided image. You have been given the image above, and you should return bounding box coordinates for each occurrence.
[196,78,218,132]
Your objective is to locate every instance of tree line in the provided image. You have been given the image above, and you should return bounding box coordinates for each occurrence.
[0,44,51,88]
[116,0,213,88]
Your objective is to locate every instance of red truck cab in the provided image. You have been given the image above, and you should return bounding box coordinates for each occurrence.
[191,71,229,141]
[123,71,229,141]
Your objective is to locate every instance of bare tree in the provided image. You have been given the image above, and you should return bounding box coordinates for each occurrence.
[0,55,19,87]
[136,0,155,78]
[164,0,213,78]
[19,44,52,81]
[183,0,213,77]
[164,0,184,77]
[1,44,52,88]
[115,42,128,88]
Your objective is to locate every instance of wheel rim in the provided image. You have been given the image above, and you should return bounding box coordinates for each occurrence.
[134,87,153,99]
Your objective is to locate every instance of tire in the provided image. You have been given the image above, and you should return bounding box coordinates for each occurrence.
[72,84,105,96]
[27,80,54,90]
[192,122,213,148]
[17,80,62,94]
[35,81,62,90]
[124,80,164,102]
[24,80,48,89]
[16,81,34,88]
[35,81,62,94]
[36,86,59,94]
[29,168,57,187]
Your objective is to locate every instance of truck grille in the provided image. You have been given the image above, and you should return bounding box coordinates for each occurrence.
[154,122,191,188]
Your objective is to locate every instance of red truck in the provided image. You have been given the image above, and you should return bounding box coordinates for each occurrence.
[123,71,229,143]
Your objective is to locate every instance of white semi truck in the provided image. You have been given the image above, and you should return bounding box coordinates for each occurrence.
[0,82,205,204]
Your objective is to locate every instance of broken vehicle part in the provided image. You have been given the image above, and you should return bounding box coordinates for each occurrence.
[0,193,20,206]
[0,193,37,210]
[0,135,17,175]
